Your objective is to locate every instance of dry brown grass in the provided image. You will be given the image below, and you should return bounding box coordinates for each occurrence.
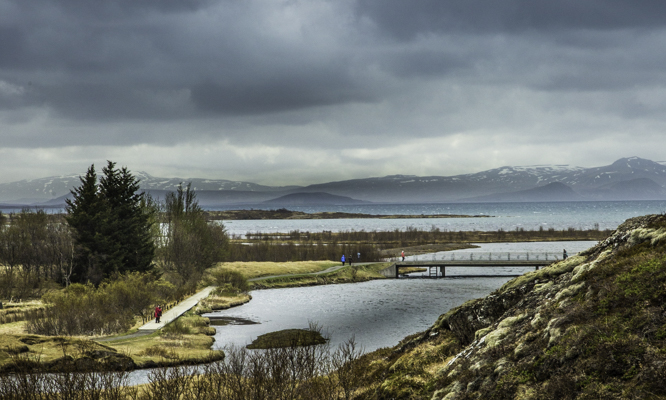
[211,260,338,279]
[104,314,220,368]
[193,293,251,314]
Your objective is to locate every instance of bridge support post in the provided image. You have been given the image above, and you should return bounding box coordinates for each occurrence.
[441,266,446,277]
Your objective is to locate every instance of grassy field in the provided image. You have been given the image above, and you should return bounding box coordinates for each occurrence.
[0,312,225,372]
[103,313,223,368]
[192,292,251,314]
[210,260,339,279]
[249,262,392,289]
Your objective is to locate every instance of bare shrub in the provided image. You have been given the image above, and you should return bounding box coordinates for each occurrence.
[141,365,197,400]
[0,368,136,400]
[26,272,175,336]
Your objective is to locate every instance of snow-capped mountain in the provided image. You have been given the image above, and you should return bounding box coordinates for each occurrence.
[1,157,665,205]
[293,157,666,202]
[0,172,300,204]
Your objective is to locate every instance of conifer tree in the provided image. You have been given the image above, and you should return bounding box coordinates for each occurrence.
[66,162,155,284]
[65,164,103,283]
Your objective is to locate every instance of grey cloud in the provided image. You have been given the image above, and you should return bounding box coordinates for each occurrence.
[0,27,26,69]
[34,0,212,20]
[0,0,665,160]
[0,0,384,121]
[355,0,666,39]
[191,73,377,115]
[378,49,472,79]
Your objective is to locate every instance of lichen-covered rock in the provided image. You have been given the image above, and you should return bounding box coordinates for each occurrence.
[363,214,666,400]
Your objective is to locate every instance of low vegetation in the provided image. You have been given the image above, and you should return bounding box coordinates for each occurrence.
[249,262,392,289]
[247,324,328,349]
[0,312,223,373]
[0,337,366,400]
[26,272,177,336]
[107,313,223,369]
[209,260,339,280]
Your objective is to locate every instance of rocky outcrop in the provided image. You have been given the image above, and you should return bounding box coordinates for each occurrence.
[368,214,666,400]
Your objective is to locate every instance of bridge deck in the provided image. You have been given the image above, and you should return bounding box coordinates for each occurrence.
[380,259,555,279]
[396,260,552,267]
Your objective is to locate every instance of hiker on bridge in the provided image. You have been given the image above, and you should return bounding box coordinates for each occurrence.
[401,250,405,261]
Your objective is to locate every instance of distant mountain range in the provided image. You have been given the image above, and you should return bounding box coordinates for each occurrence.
[2,157,666,206]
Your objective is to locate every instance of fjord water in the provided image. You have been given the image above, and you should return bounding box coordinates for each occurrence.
[219,200,666,236]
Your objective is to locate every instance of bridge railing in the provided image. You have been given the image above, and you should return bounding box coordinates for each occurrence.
[388,251,577,262]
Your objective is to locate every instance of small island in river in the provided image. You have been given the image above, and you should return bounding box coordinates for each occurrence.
[206,208,492,220]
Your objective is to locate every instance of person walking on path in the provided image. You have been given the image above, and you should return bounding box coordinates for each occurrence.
[154,305,162,323]
[357,252,361,262]
[401,250,405,262]
[563,249,568,260]
[348,255,353,266]
[341,254,346,266]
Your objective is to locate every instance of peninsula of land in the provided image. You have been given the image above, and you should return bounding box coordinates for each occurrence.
[206,209,491,220]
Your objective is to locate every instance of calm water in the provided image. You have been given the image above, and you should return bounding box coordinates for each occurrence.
[205,278,512,353]
[218,201,666,236]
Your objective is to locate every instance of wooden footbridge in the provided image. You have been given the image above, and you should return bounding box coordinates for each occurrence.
[380,253,558,279]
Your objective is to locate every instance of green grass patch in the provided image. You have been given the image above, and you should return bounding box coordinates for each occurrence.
[246,329,328,349]
[249,262,391,289]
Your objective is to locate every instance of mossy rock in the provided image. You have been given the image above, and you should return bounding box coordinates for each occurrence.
[246,329,328,349]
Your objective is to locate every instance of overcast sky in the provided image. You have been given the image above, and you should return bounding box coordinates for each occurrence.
[1,0,666,185]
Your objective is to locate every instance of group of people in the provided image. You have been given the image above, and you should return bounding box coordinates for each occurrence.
[154,305,163,323]
[341,252,361,266]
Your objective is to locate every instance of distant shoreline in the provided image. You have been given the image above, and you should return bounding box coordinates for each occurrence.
[206,209,492,220]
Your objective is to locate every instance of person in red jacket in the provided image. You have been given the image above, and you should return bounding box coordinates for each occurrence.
[155,305,162,323]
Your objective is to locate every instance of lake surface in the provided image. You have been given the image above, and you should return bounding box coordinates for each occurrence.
[218,200,666,237]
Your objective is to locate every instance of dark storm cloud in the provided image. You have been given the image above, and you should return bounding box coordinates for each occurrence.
[355,0,666,38]
[0,0,385,122]
[191,76,376,115]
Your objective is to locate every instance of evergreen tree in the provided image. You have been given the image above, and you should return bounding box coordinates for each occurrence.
[66,162,155,284]
[65,165,104,283]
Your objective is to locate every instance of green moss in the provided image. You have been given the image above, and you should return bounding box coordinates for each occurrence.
[499,255,585,293]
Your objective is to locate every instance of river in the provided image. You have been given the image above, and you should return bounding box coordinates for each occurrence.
[204,240,595,353]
